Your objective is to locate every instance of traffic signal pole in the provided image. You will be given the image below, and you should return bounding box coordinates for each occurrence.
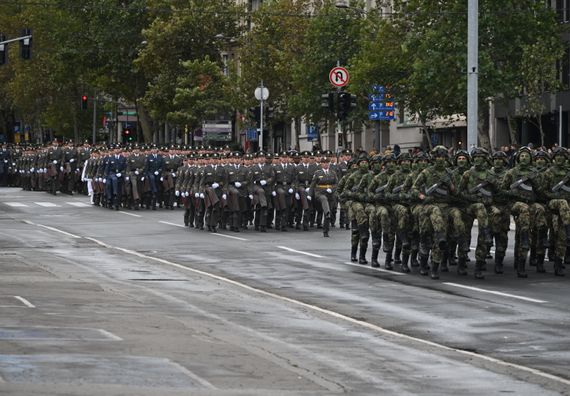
[92,92,97,145]
[467,0,478,150]
[0,34,32,46]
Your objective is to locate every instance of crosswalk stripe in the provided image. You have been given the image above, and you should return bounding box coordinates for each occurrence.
[34,202,59,207]
[66,202,91,207]
[4,202,28,207]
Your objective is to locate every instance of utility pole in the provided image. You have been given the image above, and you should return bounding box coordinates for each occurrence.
[467,0,478,150]
[92,92,97,145]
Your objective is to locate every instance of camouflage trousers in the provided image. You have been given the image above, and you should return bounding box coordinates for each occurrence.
[350,200,369,247]
[547,199,570,259]
[449,203,489,261]
[489,205,510,258]
[393,203,411,255]
[419,203,449,264]
[366,203,394,253]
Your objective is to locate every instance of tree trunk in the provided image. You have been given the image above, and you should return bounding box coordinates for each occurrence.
[538,115,545,147]
[137,103,154,143]
[477,104,491,151]
[506,114,518,145]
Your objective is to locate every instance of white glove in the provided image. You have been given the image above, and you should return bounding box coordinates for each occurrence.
[175,191,180,197]
[60,166,64,171]
[199,193,205,199]
[125,176,130,181]
[154,171,159,176]
[234,181,242,188]
[260,180,267,186]
[103,179,107,184]
[3,159,7,163]
[307,195,312,201]
[326,188,332,194]
[212,182,219,189]
[288,188,294,194]
[160,177,164,182]
[135,170,139,175]
[184,192,189,197]
[295,193,300,200]
[31,167,35,172]
[116,173,122,178]
[43,168,47,173]
[272,191,277,197]
[53,160,57,164]
[195,193,200,198]
[306,188,310,194]
[249,194,254,200]
[222,194,227,200]
[172,173,176,178]
[70,158,75,162]
[141,177,145,181]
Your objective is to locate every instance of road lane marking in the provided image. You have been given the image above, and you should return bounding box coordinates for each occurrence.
[83,235,570,388]
[14,296,35,308]
[4,202,28,207]
[67,202,91,207]
[443,283,548,304]
[97,329,123,341]
[34,202,59,207]
[23,220,82,239]
[118,211,142,218]
[212,233,248,241]
[277,246,324,258]
[344,262,406,276]
[159,221,185,228]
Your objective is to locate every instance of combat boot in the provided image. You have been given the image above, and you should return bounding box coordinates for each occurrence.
[351,244,358,263]
[536,254,546,273]
[474,260,485,279]
[566,225,570,247]
[384,251,394,270]
[400,252,411,273]
[430,261,440,280]
[358,244,368,265]
[517,256,528,278]
[419,254,429,276]
[410,250,419,267]
[494,254,504,274]
[440,250,449,273]
[457,256,468,276]
[394,245,402,265]
[323,215,330,238]
[370,246,380,267]
[554,257,565,276]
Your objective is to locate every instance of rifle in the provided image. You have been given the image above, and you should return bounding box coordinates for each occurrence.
[509,170,539,192]
[392,185,404,194]
[425,182,448,197]
[469,181,493,198]
[552,175,570,193]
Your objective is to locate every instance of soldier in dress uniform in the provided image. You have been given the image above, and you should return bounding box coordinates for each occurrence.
[46,139,63,195]
[162,148,182,210]
[225,152,250,232]
[250,152,275,232]
[144,145,164,210]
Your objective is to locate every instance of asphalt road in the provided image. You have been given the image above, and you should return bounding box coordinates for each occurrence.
[0,187,569,395]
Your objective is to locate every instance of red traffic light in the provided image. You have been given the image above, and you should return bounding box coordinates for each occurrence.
[81,95,88,110]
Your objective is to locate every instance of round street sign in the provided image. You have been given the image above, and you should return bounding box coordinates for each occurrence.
[254,87,269,101]
[329,66,350,87]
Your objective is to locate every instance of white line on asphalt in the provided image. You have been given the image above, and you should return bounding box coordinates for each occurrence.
[13,296,35,308]
[67,202,91,207]
[23,220,82,239]
[212,233,248,242]
[34,202,58,207]
[277,246,324,258]
[443,283,548,304]
[4,202,28,207]
[118,211,142,218]
[83,235,570,388]
[344,262,406,276]
[97,329,123,341]
[159,221,185,228]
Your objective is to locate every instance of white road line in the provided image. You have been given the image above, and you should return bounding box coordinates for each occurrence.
[14,296,35,308]
[4,202,28,207]
[159,221,185,228]
[118,211,142,218]
[344,262,406,276]
[443,282,548,304]
[277,246,324,258]
[34,202,58,207]
[97,329,123,341]
[212,233,248,242]
[23,220,82,239]
[84,235,570,388]
[67,202,91,207]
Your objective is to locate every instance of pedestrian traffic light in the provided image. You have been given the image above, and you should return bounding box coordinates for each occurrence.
[20,29,32,60]
[81,95,88,110]
[0,34,6,66]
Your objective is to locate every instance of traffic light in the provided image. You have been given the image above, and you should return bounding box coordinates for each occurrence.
[20,29,32,60]
[0,34,6,66]
[248,106,261,124]
[81,95,88,110]
[267,106,274,119]
[321,93,335,111]
[123,128,134,142]
[338,92,357,120]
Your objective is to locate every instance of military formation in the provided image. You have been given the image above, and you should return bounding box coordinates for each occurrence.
[2,140,570,280]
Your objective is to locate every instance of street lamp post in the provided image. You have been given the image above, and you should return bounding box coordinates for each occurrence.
[467,0,479,150]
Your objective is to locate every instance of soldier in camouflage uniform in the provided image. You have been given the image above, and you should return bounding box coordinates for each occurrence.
[412,146,456,279]
[488,151,511,274]
[528,150,551,272]
[310,155,338,237]
[337,159,357,231]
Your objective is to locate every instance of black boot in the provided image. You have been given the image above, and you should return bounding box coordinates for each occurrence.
[410,250,419,267]
[351,245,358,263]
[401,252,411,273]
[394,246,402,265]
[554,257,565,276]
[517,256,528,278]
[566,225,570,247]
[474,260,485,279]
[358,244,368,265]
[371,246,380,268]
[494,254,504,274]
[457,256,468,276]
[323,215,330,237]
[536,254,546,273]
[430,261,440,280]
[419,254,429,276]
[440,250,449,273]
[384,251,393,270]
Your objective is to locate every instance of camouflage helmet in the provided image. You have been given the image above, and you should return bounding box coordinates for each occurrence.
[382,153,397,162]
[370,154,383,164]
[356,155,370,165]
[431,145,449,158]
[413,151,430,162]
[454,149,471,165]
[551,146,569,159]
[397,153,412,163]
[491,150,508,162]
[515,146,533,163]
[533,149,551,162]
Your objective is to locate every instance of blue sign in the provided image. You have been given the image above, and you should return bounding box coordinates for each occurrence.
[246,128,258,141]
[369,111,395,121]
[368,94,385,101]
[369,103,394,112]
[307,125,319,142]
[372,85,385,93]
